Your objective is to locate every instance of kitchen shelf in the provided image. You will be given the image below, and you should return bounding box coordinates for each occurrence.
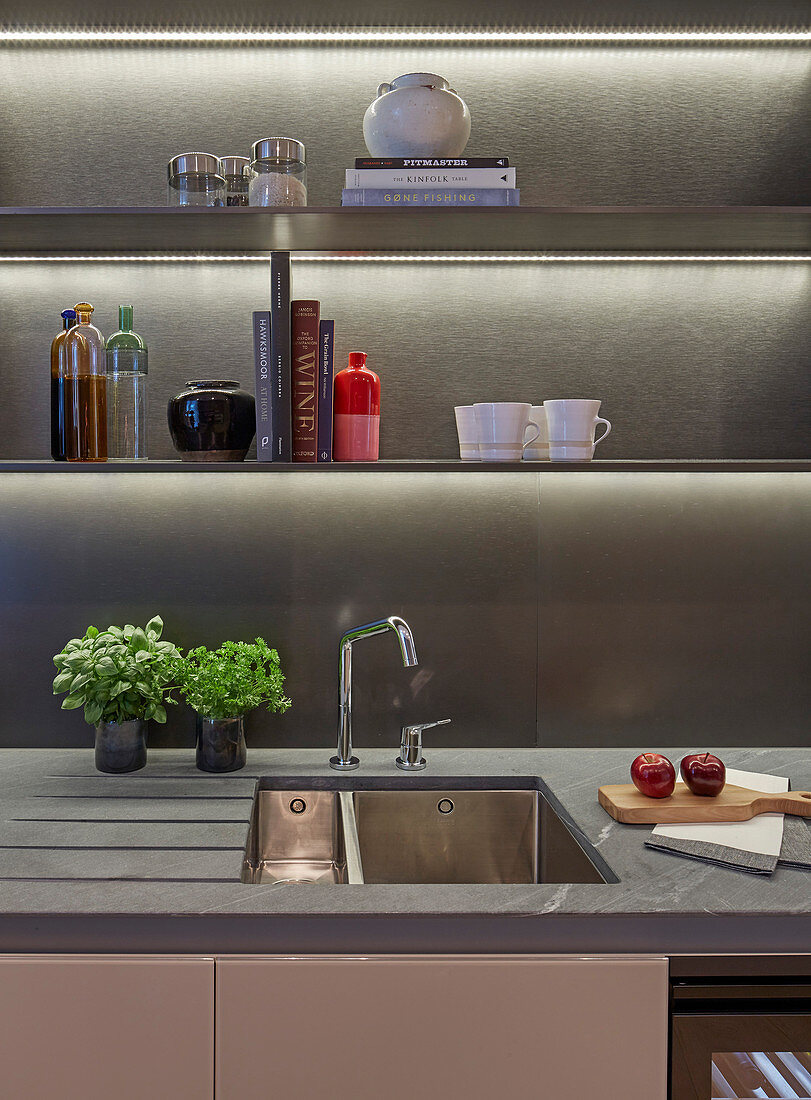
[1,206,809,255]
[1,460,808,473]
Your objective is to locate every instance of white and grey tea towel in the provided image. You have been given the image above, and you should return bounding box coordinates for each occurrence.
[644,767,811,875]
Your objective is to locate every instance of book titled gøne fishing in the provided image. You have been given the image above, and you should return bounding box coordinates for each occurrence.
[346,167,516,189]
[291,299,320,463]
[317,319,335,462]
[341,188,520,207]
[269,251,292,462]
[252,310,272,461]
[354,157,509,169]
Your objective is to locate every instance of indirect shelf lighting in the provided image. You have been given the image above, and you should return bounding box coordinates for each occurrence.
[0,253,809,263]
[1,28,808,44]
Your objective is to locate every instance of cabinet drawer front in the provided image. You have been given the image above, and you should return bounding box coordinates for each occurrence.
[0,955,214,1100]
[216,954,667,1100]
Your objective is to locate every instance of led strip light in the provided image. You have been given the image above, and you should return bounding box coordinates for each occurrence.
[0,253,808,262]
[1,28,808,44]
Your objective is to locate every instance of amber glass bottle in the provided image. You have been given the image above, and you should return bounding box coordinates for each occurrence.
[50,308,77,461]
[64,302,107,462]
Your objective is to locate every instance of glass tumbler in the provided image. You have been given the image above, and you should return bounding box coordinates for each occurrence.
[249,138,307,206]
[167,152,225,206]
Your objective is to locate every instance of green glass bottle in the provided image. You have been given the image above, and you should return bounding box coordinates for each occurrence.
[106,305,145,352]
[106,305,148,459]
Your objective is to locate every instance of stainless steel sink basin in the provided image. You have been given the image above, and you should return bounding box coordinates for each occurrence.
[242,779,615,886]
[241,789,349,884]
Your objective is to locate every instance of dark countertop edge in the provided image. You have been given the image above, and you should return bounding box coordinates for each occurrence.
[2,911,810,957]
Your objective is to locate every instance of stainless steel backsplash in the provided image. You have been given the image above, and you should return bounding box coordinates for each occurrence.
[0,35,807,749]
[0,469,806,749]
[1,259,809,460]
[0,45,808,208]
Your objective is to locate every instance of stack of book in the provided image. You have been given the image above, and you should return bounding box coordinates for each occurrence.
[253,251,335,463]
[341,156,519,207]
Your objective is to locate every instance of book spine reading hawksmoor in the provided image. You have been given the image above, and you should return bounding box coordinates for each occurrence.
[291,299,320,463]
[354,157,509,169]
[252,310,272,461]
[317,319,334,463]
[269,251,291,462]
[346,168,515,189]
[341,189,521,207]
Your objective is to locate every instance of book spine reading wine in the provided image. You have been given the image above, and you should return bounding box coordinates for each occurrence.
[341,189,520,207]
[252,310,272,461]
[291,299,320,463]
[269,251,292,462]
[354,157,509,169]
[317,319,334,462]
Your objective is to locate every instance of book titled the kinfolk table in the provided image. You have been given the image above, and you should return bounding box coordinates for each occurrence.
[346,167,516,189]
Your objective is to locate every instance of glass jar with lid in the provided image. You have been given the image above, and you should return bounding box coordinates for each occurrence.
[219,156,251,206]
[249,138,307,207]
[167,152,225,206]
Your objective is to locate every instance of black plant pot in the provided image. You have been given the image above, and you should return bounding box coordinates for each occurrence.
[95,719,147,773]
[196,714,247,773]
[168,379,256,462]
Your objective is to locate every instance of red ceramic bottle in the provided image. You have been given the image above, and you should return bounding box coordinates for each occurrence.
[333,351,380,461]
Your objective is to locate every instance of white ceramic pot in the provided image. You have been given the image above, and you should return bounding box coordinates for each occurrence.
[362,73,472,158]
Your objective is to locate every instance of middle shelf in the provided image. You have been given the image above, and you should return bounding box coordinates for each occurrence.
[2,206,810,255]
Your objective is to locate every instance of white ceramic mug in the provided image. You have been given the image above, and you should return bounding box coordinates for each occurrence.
[454,405,479,461]
[522,406,549,460]
[543,399,612,462]
[473,403,542,462]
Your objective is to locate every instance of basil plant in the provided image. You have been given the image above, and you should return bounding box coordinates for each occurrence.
[53,616,182,726]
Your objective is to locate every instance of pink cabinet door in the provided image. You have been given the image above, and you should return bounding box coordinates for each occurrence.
[216,954,667,1100]
[0,955,214,1100]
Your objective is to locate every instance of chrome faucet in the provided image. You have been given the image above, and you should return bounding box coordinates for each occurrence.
[330,616,418,771]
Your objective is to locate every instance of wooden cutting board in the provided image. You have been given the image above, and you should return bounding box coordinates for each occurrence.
[598,782,811,824]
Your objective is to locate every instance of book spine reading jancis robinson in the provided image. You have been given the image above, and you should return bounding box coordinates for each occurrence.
[269,251,292,462]
[252,310,272,460]
[317,319,334,462]
[341,189,520,207]
[291,299,320,463]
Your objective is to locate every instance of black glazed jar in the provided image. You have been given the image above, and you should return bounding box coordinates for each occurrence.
[167,379,256,461]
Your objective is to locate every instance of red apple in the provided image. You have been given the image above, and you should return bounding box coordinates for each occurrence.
[630,753,676,798]
[681,752,726,796]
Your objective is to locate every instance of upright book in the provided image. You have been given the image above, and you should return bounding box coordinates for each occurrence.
[317,319,335,463]
[252,310,272,460]
[341,188,520,207]
[291,300,320,463]
[269,251,292,462]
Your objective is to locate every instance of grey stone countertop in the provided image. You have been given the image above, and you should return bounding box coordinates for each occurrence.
[0,747,809,956]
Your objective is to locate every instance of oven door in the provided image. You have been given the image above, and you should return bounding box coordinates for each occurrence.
[672,983,811,1099]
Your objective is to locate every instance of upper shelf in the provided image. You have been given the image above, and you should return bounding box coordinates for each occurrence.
[1,206,809,255]
[0,460,808,473]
